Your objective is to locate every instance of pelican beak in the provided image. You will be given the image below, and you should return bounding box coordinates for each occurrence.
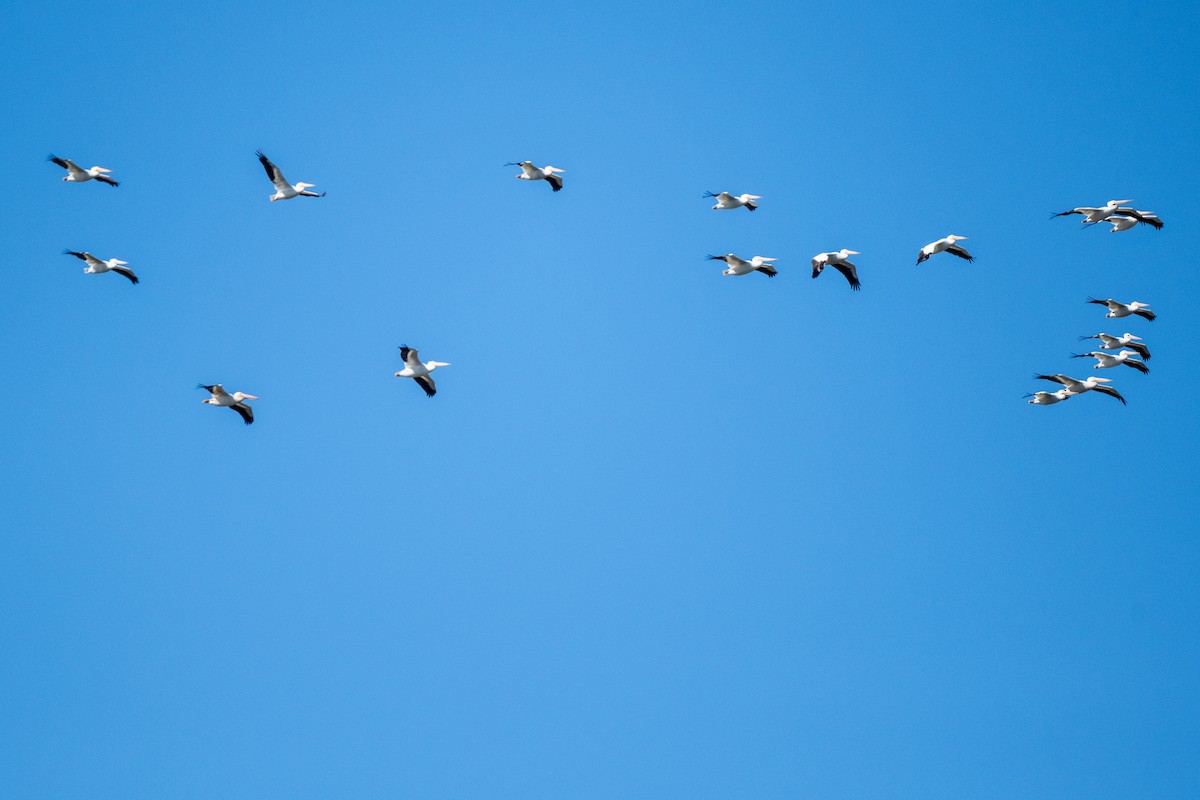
[846,250,861,255]
[242,395,260,401]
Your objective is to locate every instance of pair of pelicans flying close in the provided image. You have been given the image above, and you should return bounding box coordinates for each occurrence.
[195,347,449,425]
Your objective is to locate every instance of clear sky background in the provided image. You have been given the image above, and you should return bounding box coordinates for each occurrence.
[2,2,1198,797]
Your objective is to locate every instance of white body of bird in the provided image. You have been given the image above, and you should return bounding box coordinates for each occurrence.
[1070,350,1149,374]
[1034,374,1126,404]
[257,150,324,201]
[394,346,451,397]
[811,250,862,290]
[199,384,259,425]
[1087,297,1155,321]
[1078,332,1150,360]
[48,155,118,186]
[707,254,778,277]
[1026,390,1072,405]
[63,250,138,284]
[703,191,760,211]
[507,161,565,191]
[916,235,973,265]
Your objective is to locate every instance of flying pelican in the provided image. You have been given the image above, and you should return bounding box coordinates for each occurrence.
[198,384,258,425]
[703,191,760,211]
[811,250,861,290]
[707,253,778,277]
[1070,350,1149,374]
[916,235,973,265]
[1105,213,1161,232]
[47,155,118,186]
[1078,332,1151,360]
[1025,390,1072,405]
[1087,297,1155,321]
[62,250,138,284]
[1034,374,1126,404]
[256,150,324,201]
[394,346,450,397]
[505,161,564,191]
[1051,200,1163,229]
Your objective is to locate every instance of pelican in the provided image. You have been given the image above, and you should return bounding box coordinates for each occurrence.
[707,253,777,277]
[1070,350,1149,374]
[1078,332,1151,360]
[703,191,760,211]
[47,155,118,186]
[1025,390,1072,405]
[198,384,258,425]
[1087,297,1155,321]
[810,250,861,290]
[916,235,973,265]
[1034,374,1126,405]
[1105,213,1161,232]
[394,346,450,397]
[62,250,138,284]
[256,150,324,201]
[505,161,564,191]
[1052,200,1163,229]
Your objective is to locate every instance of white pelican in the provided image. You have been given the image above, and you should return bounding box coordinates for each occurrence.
[1034,374,1126,405]
[1052,200,1163,229]
[916,235,973,265]
[505,161,564,191]
[1105,213,1161,232]
[1087,297,1155,321]
[811,250,861,290]
[394,346,450,397]
[1025,390,1072,405]
[63,250,138,284]
[703,191,760,211]
[256,150,324,201]
[198,384,258,425]
[1078,332,1150,360]
[1071,350,1149,374]
[48,155,118,186]
[707,253,777,278]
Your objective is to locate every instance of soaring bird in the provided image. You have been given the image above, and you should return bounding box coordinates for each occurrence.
[703,191,760,211]
[916,235,973,265]
[1070,350,1149,374]
[394,346,451,397]
[811,250,861,290]
[62,250,138,284]
[198,384,258,425]
[707,253,778,277]
[48,155,118,186]
[1025,390,1072,405]
[1052,200,1163,229]
[1078,332,1151,360]
[1104,213,1161,232]
[1034,374,1126,405]
[256,150,324,201]
[505,161,564,191]
[1087,297,1155,321]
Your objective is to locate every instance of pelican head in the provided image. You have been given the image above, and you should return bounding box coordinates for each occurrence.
[1091,377,1113,383]
[296,182,315,190]
[93,167,112,174]
[1124,333,1142,341]
[948,235,969,241]
[840,249,861,257]
[427,361,451,370]
[1108,199,1135,207]
[235,393,260,401]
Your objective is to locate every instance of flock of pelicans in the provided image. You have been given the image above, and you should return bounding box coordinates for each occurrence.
[49,152,1165,422]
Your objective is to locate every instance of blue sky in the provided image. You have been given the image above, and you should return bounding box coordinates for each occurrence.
[2,2,1198,797]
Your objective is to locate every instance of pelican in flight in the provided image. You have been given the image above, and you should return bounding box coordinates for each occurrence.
[811,250,861,290]
[63,250,138,284]
[1105,213,1161,232]
[47,155,118,186]
[1034,374,1126,405]
[394,346,450,397]
[506,161,564,191]
[1087,297,1155,321]
[1025,390,1072,405]
[916,235,973,265]
[1071,350,1149,374]
[703,191,760,211]
[256,150,324,201]
[1078,332,1151,360]
[707,253,778,278]
[1052,200,1163,229]
[198,384,258,425]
